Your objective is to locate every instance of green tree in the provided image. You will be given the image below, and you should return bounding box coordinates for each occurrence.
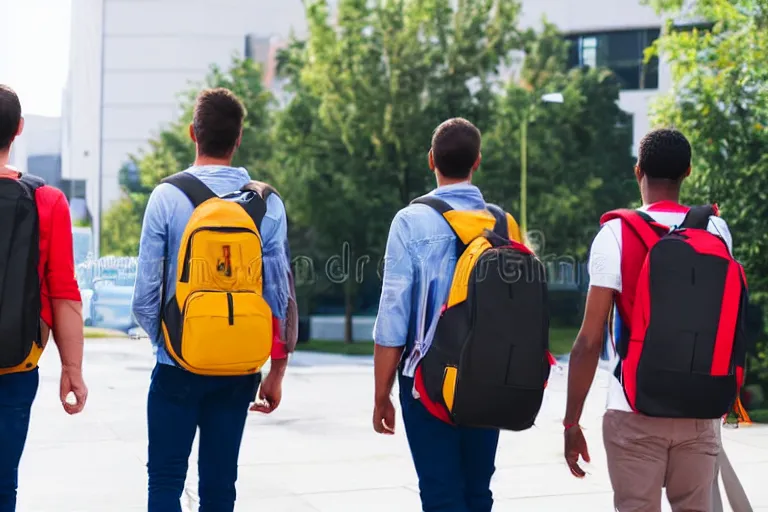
[101,57,273,256]
[274,0,526,342]
[646,0,768,383]
[478,23,636,262]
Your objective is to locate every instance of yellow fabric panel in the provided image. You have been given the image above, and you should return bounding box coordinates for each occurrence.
[174,198,263,309]
[442,366,458,412]
[446,237,492,308]
[0,342,43,376]
[505,213,523,244]
[181,291,271,375]
[442,210,497,245]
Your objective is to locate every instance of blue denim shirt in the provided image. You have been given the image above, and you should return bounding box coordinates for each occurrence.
[131,166,291,366]
[373,183,488,377]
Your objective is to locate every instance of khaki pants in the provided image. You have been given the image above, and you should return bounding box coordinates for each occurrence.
[712,420,753,512]
[603,410,719,512]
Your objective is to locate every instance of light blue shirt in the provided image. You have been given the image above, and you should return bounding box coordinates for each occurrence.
[131,165,291,366]
[373,183,487,377]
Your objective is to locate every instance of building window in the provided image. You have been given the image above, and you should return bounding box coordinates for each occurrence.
[566,28,660,90]
[61,179,86,200]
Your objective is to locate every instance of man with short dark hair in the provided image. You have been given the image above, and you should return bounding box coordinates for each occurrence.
[132,87,292,512]
[564,128,733,511]
[0,84,86,511]
[373,118,522,511]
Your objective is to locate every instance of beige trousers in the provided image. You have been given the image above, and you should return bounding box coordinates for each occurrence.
[712,419,752,512]
[603,410,719,512]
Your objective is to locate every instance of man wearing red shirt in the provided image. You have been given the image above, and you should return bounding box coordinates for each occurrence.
[0,85,87,511]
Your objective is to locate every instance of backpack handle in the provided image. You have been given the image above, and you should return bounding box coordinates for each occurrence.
[681,205,716,231]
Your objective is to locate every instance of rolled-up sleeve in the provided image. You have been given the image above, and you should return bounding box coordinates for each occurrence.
[260,193,290,320]
[373,211,414,348]
[131,186,168,343]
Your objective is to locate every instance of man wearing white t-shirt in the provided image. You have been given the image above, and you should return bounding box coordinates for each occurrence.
[563,129,729,511]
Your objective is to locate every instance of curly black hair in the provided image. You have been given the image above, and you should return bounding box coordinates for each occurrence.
[637,128,692,181]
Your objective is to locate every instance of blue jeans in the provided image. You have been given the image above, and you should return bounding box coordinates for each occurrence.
[399,374,500,512]
[0,369,39,512]
[147,363,259,512]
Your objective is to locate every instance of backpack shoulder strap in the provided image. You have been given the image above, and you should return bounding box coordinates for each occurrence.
[486,204,508,239]
[161,172,216,208]
[600,208,667,250]
[681,205,716,231]
[410,195,453,214]
[410,195,466,252]
[17,173,45,200]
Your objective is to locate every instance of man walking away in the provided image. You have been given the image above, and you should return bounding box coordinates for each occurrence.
[132,88,292,512]
[563,129,748,511]
[373,118,543,512]
[0,84,87,511]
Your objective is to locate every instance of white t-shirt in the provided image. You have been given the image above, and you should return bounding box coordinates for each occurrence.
[588,203,733,412]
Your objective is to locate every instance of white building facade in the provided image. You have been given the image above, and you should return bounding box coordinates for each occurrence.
[64,0,683,256]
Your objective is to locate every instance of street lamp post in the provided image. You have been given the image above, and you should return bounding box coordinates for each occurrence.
[519,92,564,240]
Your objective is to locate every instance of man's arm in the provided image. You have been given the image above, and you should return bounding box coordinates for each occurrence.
[46,190,88,414]
[563,286,615,425]
[131,186,168,342]
[260,193,291,365]
[373,212,414,408]
[564,224,621,426]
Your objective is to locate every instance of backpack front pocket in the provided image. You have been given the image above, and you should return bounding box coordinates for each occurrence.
[180,290,272,375]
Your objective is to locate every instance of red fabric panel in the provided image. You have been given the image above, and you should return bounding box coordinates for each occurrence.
[624,257,652,411]
[711,261,742,376]
[414,366,453,424]
[270,316,288,360]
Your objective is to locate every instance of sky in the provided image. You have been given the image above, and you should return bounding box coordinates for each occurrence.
[0,0,72,117]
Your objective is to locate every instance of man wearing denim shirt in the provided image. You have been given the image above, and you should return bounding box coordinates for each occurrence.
[373,118,502,512]
[132,88,291,512]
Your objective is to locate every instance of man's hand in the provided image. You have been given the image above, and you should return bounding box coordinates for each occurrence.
[60,366,87,415]
[564,425,591,478]
[250,359,287,414]
[373,395,396,434]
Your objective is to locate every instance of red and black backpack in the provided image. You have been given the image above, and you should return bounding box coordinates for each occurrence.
[600,205,748,419]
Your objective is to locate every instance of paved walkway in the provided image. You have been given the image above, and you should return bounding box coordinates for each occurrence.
[17,340,768,511]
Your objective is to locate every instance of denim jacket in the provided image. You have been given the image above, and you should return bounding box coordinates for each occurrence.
[373,183,494,377]
[131,166,291,366]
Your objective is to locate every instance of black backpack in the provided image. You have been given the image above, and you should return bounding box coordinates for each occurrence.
[0,173,45,371]
[410,197,554,431]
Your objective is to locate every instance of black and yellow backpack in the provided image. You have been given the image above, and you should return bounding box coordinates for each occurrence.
[159,172,280,376]
[410,196,554,431]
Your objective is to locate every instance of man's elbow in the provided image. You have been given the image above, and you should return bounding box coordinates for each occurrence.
[570,330,603,358]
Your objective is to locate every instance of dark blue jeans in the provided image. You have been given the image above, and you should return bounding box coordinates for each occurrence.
[399,374,500,512]
[0,368,39,512]
[147,363,259,512]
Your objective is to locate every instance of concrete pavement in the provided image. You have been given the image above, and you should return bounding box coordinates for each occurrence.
[17,340,768,511]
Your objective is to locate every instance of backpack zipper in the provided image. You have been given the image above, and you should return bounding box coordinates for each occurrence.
[227,292,234,325]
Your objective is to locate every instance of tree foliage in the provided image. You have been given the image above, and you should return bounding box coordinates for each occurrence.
[477,22,636,261]
[647,0,768,381]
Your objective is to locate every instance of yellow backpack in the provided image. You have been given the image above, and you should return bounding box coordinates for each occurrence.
[159,172,275,376]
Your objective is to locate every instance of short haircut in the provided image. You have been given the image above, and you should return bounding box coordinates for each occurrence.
[431,118,482,179]
[637,128,692,181]
[0,85,22,151]
[192,88,245,158]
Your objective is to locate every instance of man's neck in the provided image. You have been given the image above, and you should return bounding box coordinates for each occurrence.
[642,181,681,206]
[0,150,9,169]
[436,177,471,188]
[193,155,233,167]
